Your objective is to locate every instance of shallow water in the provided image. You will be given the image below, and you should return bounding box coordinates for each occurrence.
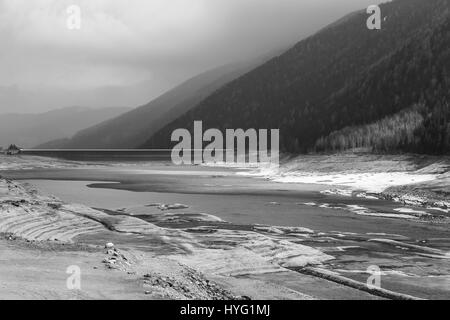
[2,163,446,238]
[14,179,446,238]
[2,162,450,299]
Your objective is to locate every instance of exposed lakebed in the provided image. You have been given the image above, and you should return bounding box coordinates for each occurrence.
[1,155,449,299]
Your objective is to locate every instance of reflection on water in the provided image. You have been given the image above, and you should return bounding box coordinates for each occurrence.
[21,150,172,161]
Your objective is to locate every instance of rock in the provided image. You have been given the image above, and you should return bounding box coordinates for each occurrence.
[157,203,189,211]
[47,202,61,210]
[146,203,163,207]
[105,242,114,249]
[167,203,189,210]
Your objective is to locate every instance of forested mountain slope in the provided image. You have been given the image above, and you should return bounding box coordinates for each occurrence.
[39,58,274,149]
[144,0,449,155]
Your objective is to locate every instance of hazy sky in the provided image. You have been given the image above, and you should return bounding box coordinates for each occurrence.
[0,0,383,114]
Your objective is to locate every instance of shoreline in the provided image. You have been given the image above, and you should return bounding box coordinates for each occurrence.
[0,178,330,300]
[0,177,414,300]
[0,178,240,300]
[237,154,450,214]
[2,177,448,300]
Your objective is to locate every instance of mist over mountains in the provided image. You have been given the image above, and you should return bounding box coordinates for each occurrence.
[38,0,449,155]
[0,107,130,149]
[37,55,277,149]
[145,0,449,155]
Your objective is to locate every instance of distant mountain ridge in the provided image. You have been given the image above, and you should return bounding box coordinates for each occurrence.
[0,106,130,149]
[40,54,279,149]
[144,0,449,155]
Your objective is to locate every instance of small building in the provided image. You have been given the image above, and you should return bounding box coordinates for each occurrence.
[4,144,21,155]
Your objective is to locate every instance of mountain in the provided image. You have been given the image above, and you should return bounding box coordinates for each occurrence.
[41,55,278,149]
[0,106,130,149]
[144,0,450,155]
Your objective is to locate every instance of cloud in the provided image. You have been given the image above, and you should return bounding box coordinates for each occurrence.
[0,0,383,113]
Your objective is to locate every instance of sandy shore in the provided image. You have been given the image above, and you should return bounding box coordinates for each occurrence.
[1,154,448,300]
[0,178,341,300]
[0,177,398,300]
[0,179,243,299]
[240,154,450,213]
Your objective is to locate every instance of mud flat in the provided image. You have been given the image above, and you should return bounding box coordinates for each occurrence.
[1,154,449,300]
[1,178,381,300]
[381,171,450,211]
[242,154,450,213]
[0,179,238,300]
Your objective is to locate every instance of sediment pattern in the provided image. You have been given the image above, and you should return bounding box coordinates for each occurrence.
[0,179,333,274]
[0,180,105,242]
